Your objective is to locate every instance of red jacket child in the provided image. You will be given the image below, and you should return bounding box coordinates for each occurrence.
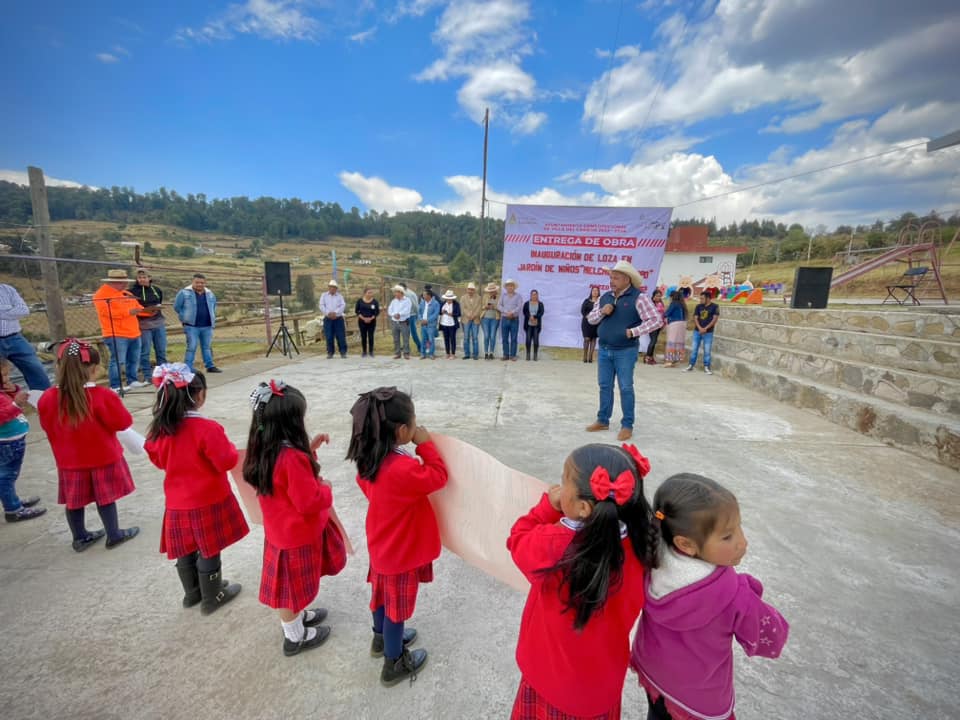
[508,494,647,717]
[259,446,332,549]
[38,386,132,469]
[357,441,447,575]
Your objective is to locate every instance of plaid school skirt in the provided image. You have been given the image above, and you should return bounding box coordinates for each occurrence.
[511,677,620,720]
[258,520,345,613]
[160,494,250,560]
[57,458,136,509]
[367,562,434,623]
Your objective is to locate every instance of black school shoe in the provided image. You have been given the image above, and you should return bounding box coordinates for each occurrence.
[5,505,47,522]
[72,529,106,552]
[370,627,418,657]
[105,526,140,549]
[381,647,428,687]
[303,608,328,627]
[283,625,331,657]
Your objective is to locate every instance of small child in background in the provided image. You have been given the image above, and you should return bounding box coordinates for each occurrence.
[631,474,789,720]
[507,443,658,719]
[347,387,448,686]
[37,339,139,551]
[662,291,688,368]
[243,380,337,657]
[145,363,247,615]
[644,289,666,365]
[0,358,46,522]
[684,291,719,375]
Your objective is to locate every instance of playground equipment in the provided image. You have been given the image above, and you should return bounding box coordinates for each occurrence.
[829,220,949,304]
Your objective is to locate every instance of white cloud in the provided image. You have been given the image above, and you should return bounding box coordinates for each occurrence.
[338,171,424,213]
[389,0,447,21]
[412,0,549,133]
[174,0,321,43]
[349,26,377,43]
[583,1,960,139]
[113,45,130,56]
[0,170,94,189]
[96,53,120,63]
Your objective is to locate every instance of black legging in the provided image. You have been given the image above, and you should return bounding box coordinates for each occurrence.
[359,321,376,354]
[441,325,458,355]
[526,326,541,354]
[176,550,220,573]
[646,327,661,358]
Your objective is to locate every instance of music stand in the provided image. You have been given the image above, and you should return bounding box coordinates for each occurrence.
[266,291,299,358]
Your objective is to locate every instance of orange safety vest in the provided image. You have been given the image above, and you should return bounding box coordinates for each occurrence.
[92,285,142,338]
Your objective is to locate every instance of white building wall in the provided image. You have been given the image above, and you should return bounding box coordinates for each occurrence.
[655,251,740,288]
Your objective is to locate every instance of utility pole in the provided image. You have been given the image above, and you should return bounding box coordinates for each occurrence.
[478,107,489,285]
[27,167,67,340]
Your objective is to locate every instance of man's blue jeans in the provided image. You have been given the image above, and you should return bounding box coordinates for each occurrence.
[0,437,27,512]
[481,317,498,355]
[105,336,141,389]
[501,317,519,359]
[462,321,480,358]
[0,333,51,390]
[183,326,214,371]
[420,323,437,357]
[688,330,714,368]
[408,317,421,353]
[138,324,168,379]
[596,345,639,429]
[323,317,347,356]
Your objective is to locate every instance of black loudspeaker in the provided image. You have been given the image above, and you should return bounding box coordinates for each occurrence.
[264,261,292,296]
[791,267,833,309]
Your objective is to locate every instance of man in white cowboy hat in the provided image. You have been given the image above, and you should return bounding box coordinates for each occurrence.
[459,282,482,360]
[481,282,499,359]
[585,260,664,441]
[93,269,148,392]
[438,289,461,359]
[399,282,422,354]
[319,279,347,358]
[496,279,522,361]
[387,284,412,359]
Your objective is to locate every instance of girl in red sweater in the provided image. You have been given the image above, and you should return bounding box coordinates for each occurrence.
[507,443,658,720]
[144,363,248,615]
[243,380,336,657]
[346,387,448,687]
[37,339,139,552]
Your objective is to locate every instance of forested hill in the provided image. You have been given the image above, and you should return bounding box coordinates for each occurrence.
[0,181,505,266]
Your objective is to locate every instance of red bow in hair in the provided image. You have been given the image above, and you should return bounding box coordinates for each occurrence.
[621,443,651,478]
[269,379,285,397]
[589,466,636,505]
[56,338,92,363]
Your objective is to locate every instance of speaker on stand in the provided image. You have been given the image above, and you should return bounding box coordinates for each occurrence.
[791,267,833,309]
[263,262,299,358]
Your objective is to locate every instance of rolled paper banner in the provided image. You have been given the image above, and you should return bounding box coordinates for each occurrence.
[429,433,548,592]
[117,427,146,456]
[228,448,354,555]
[26,389,43,409]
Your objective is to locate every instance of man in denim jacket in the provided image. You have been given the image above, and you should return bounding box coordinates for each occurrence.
[173,274,221,373]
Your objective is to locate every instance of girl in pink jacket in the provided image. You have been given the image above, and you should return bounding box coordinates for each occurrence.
[630,473,789,720]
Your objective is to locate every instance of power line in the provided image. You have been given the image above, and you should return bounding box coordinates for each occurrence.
[590,0,626,171]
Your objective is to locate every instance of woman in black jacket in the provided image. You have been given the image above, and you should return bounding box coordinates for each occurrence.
[580,286,600,363]
[522,290,545,361]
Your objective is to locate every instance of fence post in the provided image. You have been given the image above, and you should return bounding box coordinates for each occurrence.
[27,167,68,340]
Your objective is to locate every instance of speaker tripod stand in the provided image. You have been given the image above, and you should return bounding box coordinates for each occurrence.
[266,292,299,358]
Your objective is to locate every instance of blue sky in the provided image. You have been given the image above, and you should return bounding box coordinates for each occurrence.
[1,0,958,228]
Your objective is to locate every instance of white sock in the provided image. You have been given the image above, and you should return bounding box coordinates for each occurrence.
[281,616,305,642]
[303,609,316,623]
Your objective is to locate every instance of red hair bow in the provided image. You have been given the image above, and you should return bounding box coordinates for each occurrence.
[589,466,636,505]
[269,379,285,397]
[57,338,92,363]
[621,443,651,478]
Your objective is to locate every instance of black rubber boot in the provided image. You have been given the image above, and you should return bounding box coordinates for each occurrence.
[176,563,202,608]
[199,562,241,616]
[381,647,428,687]
[525,347,531,361]
[370,627,418,657]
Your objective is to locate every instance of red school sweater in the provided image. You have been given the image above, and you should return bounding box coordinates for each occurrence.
[507,493,647,717]
[356,441,448,575]
[144,414,239,511]
[38,387,132,469]
[258,446,332,549]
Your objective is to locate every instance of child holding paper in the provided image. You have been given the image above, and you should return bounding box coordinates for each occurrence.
[507,443,658,719]
[37,339,140,551]
[243,380,341,657]
[347,387,448,686]
[144,363,247,614]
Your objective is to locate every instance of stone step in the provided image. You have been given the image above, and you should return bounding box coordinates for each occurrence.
[713,336,960,417]
[710,354,960,470]
[719,317,960,379]
[721,306,960,342]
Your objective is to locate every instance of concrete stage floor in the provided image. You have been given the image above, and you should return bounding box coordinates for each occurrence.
[1,350,956,719]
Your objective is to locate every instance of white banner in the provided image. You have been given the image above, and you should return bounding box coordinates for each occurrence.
[501,204,673,348]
